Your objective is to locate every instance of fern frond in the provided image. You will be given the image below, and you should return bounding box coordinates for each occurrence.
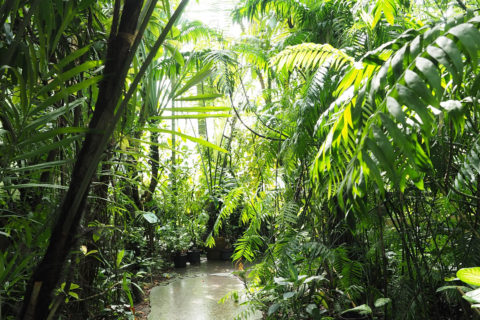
[234,40,269,70]
[233,229,263,262]
[177,20,221,43]
[278,201,299,229]
[212,187,244,235]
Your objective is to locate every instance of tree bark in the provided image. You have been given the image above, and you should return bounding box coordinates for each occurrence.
[18,1,144,319]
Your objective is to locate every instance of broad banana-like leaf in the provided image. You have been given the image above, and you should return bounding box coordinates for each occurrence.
[145,127,228,153]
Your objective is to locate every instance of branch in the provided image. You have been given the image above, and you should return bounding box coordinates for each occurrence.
[228,94,284,142]
[455,0,468,11]
[239,77,288,138]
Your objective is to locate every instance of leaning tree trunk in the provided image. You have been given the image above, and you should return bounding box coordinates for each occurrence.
[19,0,189,317]
[18,1,145,319]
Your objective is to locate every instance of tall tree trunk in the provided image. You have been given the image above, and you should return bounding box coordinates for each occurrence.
[19,2,145,318]
[18,0,190,317]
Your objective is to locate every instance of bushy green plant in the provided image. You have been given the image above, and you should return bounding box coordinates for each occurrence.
[158,222,192,254]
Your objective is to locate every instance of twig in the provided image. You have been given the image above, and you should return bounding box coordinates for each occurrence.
[228,94,284,141]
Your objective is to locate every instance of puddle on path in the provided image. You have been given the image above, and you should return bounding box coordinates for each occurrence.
[148,259,262,320]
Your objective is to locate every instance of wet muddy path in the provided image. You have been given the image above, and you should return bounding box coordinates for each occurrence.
[147,259,262,320]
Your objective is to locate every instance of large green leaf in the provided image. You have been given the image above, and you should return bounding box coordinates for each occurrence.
[341,304,372,316]
[140,211,159,224]
[150,113,230,120]
[162,106,231,112]
[457,267,480,286]
[18,126,89,146]
[7,159,73,172]
[38,61,102,97]
[144,127,228,153]
[173,62,213,98]
[175,93,223,101]
[372,0,397,28]
[12,135,81,161]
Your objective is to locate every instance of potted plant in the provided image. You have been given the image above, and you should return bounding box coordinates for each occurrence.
[173,251,188,268]
[186,212,208,264]
[172,232,191,268]
[187,247,201,264]
[163,223,192,268]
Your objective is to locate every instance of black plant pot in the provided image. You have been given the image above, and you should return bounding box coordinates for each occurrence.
[340,312,369,320]
[221,248,234,261]
[187,249,201,264]
[173,252,188,268]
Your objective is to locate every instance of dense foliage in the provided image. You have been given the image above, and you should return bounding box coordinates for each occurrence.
[1,0,480,319]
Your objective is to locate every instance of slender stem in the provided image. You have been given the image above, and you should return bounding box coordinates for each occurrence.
[228,93,284,141]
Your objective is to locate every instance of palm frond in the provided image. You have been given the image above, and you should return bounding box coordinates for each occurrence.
[270,43,354,72]
[313,15,480,200]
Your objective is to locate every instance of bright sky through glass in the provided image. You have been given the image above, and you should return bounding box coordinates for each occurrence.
[183,0,240,38]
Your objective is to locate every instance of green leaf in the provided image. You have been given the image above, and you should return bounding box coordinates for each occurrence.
[12,135,81,161]
[164,42,185,66]
[437,285,470,292]
[283,291,295,299]
[145,127,228,153]
[360,149,384,192]
[386,97,406,124]
[270,43,353,71]
[404,70,437,107]
[3,183,68,190]
[268,303,281,316]
[380,114,417,168]
[457,267,480,286]
[173,62,213,98]
[374,297,391,308]
[7,159,73,173]
[37,75,102,109]
[50,44,92,73]
[38,61,102,97]
[175,93,223,101]
[122,272,134,307]
[365,137,395,182]
[85,249,98,257]
[396,84,433,129]
[162,106,231,112]
[426,45,458,85]
[19,126,89,146]
[464,288,480,304]
[372,0,396,28]
[448,23,480,66]
[116,249,125,268]
[435,36,463,81]
[151,113,230,120]
[141,212,159,224]
[341,304,372,316]
[415,57,442,97]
